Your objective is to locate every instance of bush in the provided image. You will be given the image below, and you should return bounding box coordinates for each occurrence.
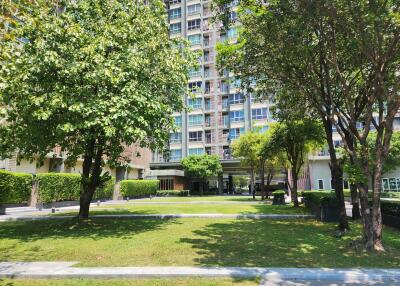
[272,190,285,205]
[381,200,400,217]
[302,190,336,205]
[93,177,115,200]
[120,180,159,198]
[0,170,33,204]
[37,173,81,203]
[156,190,190,197]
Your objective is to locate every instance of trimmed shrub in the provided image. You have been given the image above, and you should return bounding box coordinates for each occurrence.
[272,190,285,205]
[0,170,33,204]
[93,177,115,200]
[302,191,339,221]
[156,190,190,197]
[381,200,400,217]
[120,180,159,198]
[37,173,81,203]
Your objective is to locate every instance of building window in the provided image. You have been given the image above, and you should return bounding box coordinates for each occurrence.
[170,23,181,34]
[189,131,203,142]
[229,93,244,104]
[160,177,174,190]
[188,19,201,30]
[189,68,202,78]
[188,34,201,46]
[382,178,400,192]
[227,27,238,39]
[229,128,244,140]
[229,11,238,22]
[170,149,182,161]
[169,8,181,20]
[229,110,244,122]
[189,81,202,92]
[318,179,324,190]
[189,148,204,155]
[170,132,182,144]
[169,0,181,4]
[187,4,201,15]
[174,116,182,127]
[188,98,202,109]
[188,114,203,126]
[252,108,268,120]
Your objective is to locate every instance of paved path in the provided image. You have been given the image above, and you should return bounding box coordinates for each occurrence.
[1,262,400,284]
[0,213,315,222]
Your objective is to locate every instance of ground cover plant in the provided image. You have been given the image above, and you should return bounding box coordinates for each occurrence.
[1,218,399,268]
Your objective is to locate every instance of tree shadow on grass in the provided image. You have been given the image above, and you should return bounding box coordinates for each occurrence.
[180,219,400,268]
[238,204,310,215]
[0,217,180,243]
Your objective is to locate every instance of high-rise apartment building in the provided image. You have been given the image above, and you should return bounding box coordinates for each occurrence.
[150,0,274,191]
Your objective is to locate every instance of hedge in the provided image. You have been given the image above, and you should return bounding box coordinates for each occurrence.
[344,189,400,199]
[156,190,190,197]
[0,170,33,204]
[93,177,115,200]
[37,173,115,203]
[302,191,338,212]
[37,173,81,203]
[120,180,159,198]
[272,190,285,205]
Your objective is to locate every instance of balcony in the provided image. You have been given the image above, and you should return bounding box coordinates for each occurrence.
[205,134,214,144]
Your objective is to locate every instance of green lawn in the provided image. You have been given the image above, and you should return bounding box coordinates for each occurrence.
[1,218,400,268]
[129,195,259,202]
[81,203,309,215]
[126,195,261,202]
[0,278,258,286]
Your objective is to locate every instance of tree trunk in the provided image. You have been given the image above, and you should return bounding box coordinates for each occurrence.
[372,152,384,251]
[250,168,255,200]
[260,161,265,200]
[350,183,360,219]
[358,182,374,250]
[291,168,299,207]
[78,139,103,220]
[330,161,349,232]
[323,117,349,231]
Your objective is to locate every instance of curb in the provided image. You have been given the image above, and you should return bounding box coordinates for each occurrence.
[0,213,315,222]
[1,263,400,282]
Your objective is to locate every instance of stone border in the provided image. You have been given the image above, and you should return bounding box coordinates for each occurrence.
[1,262,400,282]
[0,213,315,222]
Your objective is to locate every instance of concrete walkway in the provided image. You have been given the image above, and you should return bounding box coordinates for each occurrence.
[1,262,400,284]
[0,213,315,222]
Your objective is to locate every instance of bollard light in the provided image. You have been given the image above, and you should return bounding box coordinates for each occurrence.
[97,200,101,206]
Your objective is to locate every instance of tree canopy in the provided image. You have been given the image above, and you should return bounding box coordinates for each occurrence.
[0,0,196,218]
[181,154,223,179]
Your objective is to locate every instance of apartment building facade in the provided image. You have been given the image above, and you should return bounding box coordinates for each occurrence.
[150,0,275,191]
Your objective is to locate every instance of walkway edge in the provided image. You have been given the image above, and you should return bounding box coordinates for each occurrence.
[1,263,400,282]
[0,213,315,222]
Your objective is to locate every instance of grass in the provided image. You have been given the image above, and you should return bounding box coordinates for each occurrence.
[129,195,260,202]
[0,278,258,286]
[1,218,400,268]
[77,203,310,215]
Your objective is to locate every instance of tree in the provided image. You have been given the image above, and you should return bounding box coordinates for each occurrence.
[233,175,249,189]
[344,132,400,193]
[214,0,351,232]
[181,154,223,194]
[231,131,263,199]
[0,0,195,219]
[267,120,324,207]
[215,0,400,245]
[258,129,282,200]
